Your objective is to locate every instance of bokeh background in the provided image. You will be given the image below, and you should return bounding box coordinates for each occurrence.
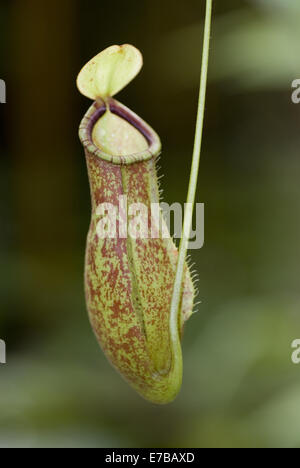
[1,0,300,448]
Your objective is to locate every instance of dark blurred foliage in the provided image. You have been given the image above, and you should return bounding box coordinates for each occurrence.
[1,0,300,448]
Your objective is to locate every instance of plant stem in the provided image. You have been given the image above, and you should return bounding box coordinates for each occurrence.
[170,0,213,343]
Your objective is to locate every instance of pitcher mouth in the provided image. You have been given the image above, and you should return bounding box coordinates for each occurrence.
[79,98,161,165]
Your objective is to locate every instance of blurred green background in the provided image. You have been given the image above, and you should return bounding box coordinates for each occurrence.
[1,0,300,448]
